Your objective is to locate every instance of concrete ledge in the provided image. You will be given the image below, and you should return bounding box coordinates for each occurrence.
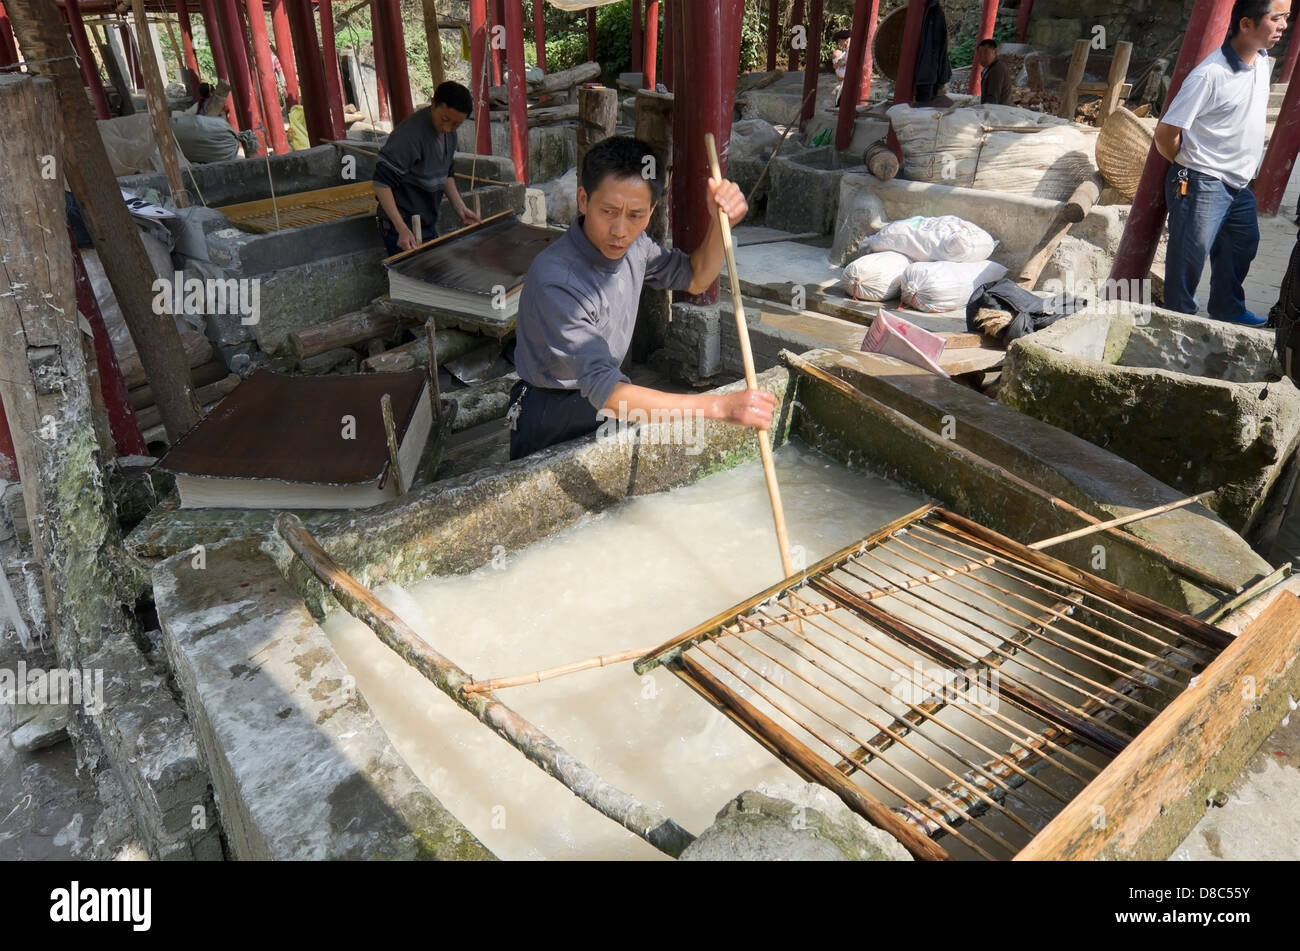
[152,538,494,860]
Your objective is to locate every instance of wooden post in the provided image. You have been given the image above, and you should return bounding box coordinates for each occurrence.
[1057,38,1090,119]
[6,0,202,443]
[889,0,927,158]
[504,0,528,182]
[586,6,596,62]
[1098,39,1132,124]
[247,0,289,153]
[1256,65,1300,215]
[0,73,140,661]
[766,0,779,71]
[968,0,998,98]
[470,0,491,154]
[270,0,300,106]
[0,1,19,67]
[662,0,673,91]
[1280,33,1300,85]
[65,0,111,118]
[422,0,445,88]
[799,0,821,125]
[317,0,345,135]
[631,88,673,360]
[217,0,265,146]
[130,0,190,203]
[196,0,237,126]
[1014,0,1034,43]
[576,84,617,177]
[489,0,503,85]
[643,0,658,89]
[532,0,545,73]
[836,0,874,149]
[174,0,203,97]
[284,0,333,148]
[788,0,803,71]
[630,0,642,73]
[371,0,390,121]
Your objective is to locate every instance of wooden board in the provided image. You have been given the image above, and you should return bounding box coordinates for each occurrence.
[216,182,377,234]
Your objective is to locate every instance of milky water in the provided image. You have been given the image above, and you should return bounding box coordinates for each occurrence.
[320,442,933,859]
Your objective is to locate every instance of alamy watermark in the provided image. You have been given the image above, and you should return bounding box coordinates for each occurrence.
[1040,275,1153,317]
[596,402,707,455]
[890,661,1000,710]
[151,270,261,325]
[0,661,104,715]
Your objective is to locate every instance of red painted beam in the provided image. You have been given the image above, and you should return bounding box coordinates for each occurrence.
[1256,70,1300,215]
[66,0,111,117]
[247,0,288,152]
[376,0,412,120]
[284,0,333,146]
[217,0,265,146]
[369,0,388,121]
[470,0,490,154]
[270,0,299,106]
[197,0,240,127]
[800,0,822,126]
[490,0,503,85]
[887,0,928,158]
[836,0,876,150]
[0,398,16,481]
[70,231,147,458]
[662,0,673,91]
[119,22,142,89]
[969,0,998,97]
[857,0,881,103]
[504,0,527,182]
[1014,0,1033,44]
[174,0,202,97]
[533,0,546,73]
[0,2,20,68]
[317,0,345,136]
[586,6,596,62]
[766,0,778,71]
[631,0,642,73]
[1280,32,1300,85]
[788,0,803,72]
[643,0,658,88]
[1107,0,1236,286]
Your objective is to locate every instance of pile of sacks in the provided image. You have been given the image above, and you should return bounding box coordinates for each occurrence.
[842,216,1006,313]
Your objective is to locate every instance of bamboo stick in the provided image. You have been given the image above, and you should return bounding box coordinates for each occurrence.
[705,132,794,580]
[274,514,696,858]
[1028,491,1213,550]
[781,350,1242,595]
[379,393,404,494]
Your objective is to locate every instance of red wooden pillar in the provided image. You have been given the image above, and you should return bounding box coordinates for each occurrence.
[836,0,876,149]
[643,0,658,88]
[1015,0,1034,43]
[788,0,803,71]
[631,0,642,73]
[490,0,503,85]
[857,0,881,103]
[662,0,673,90]
[969,0,999,97]
[0,2,20,69]
[198,0,240,127]
[533,0,546,73]
[70,232,147,458]
[376,0,412,120]
[317,0,345,135]
[247,0,289,152]
[1255,74,1300,215]
[470,0,491,154]
[799,0,822,125]
[66,0,111,118]
[370,0,389,121]
[766,0,779,71]
[118,22,140,89]
[284,0,333,145]
[218,0,265,146]
[0,400,16,481]
[586,7,596,61]
[1280,34,1300,86]
[1108,0,1236,286]
[504,0,527,182]
[886,0,927,158]
[270,0,300,105]
[672,0,742,306]
[174,0,202,97]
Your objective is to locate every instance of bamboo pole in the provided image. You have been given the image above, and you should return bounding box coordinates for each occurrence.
[274,514,696,858]
[130,0,189,206]
[705,132,794,580]
[1028,491,1214,551]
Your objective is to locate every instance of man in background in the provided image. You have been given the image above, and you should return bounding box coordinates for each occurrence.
[976,39,1013,105]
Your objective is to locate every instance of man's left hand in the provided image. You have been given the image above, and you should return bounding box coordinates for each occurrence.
[707,178,748,229]
[458,206,482,227]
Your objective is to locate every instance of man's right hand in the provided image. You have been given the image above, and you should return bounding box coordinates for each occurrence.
[396,226,418,252]
[715,388,778,430]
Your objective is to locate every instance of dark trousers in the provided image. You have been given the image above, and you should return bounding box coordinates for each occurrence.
[507,380,603,460]
[1163,165,1260,321]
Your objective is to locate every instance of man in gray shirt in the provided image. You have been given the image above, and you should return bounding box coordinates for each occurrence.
[509,136,774,459]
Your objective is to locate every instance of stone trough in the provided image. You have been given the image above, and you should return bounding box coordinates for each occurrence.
[999,305,1300,533]
[141,345,1275,860]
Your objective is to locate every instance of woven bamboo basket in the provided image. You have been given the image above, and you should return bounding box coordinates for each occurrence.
[1095,107,1158,201]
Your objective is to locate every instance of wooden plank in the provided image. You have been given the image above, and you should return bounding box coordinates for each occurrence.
[1099,41,1134,124]
[1016,592,1300,860]
[1058,39,1091,119]
[288,308,400,359]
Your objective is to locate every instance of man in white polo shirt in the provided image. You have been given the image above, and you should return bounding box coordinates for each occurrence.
[1154,0,1291,326]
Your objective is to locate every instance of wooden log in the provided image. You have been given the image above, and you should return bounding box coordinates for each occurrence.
[1098,40,1133,125]
[287,309,400,359]
[1062,175,1102,224]
[128,359,229,410]
[488,60,600,104]
[133,373,239,431]
[576,85,617,177]
[1016,592,1300,860]
[421,0,444,88]
[273,513,696,858]
[361,327,484,373]
[130,0,189,207]
[6,0,203,443]
[1057,39,1090,120]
